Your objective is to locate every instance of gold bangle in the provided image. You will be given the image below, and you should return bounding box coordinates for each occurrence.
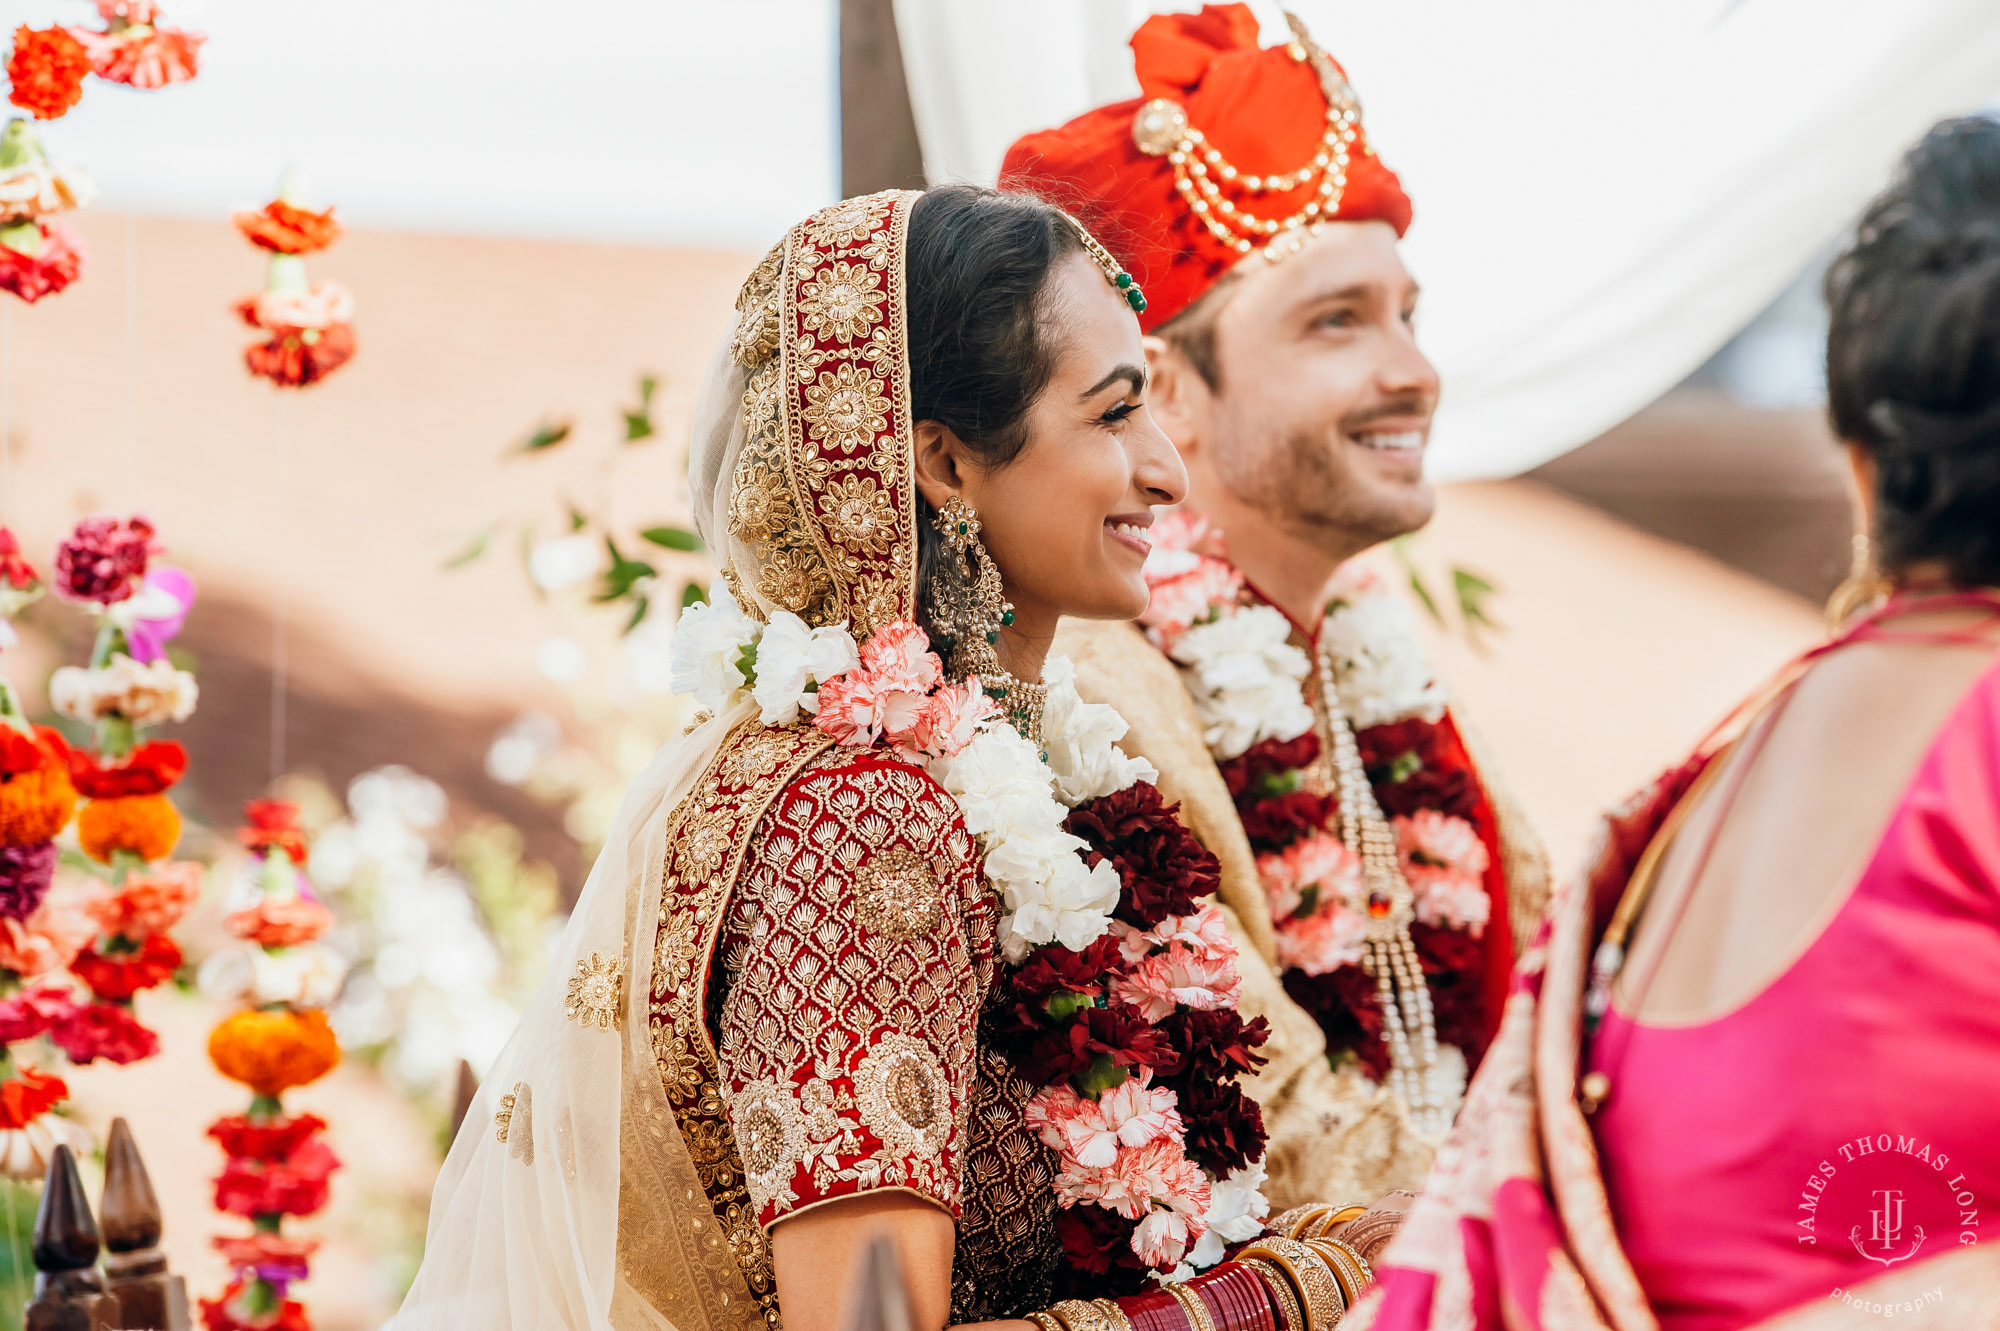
[1165,1280,1219,1331]
[1268,1203,1335,1239]
[1322,1236,1374,1289]
[1026,1313,1067,1331]
[1303,1238,1365,1307]
[1091,1299,1135,1331]
[1240,1237,1346,1328]
[1051,1300,1118,1331]
[1238,1255,1305,1331]
[1309,1204,1370,1238]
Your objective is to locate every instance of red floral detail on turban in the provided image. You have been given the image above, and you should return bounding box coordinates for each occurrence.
[1000,3,1411,331]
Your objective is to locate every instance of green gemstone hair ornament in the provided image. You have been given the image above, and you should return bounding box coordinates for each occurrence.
[1061,210,1147,317]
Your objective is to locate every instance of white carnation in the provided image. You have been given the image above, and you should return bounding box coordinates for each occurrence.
[198,942,350,1009]
[750,611,858,725]
[932,725,1057,841]
[1040,656,1156,805]
[1321,587,1447,729]
[1168,606,1313,759]
[48,654,198,728]
[1187,1158,1272,1267]
[998,854,1120,962]
[667,579,760,713]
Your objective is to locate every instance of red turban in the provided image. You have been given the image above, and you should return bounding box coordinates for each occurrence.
[1001,4,1412,331]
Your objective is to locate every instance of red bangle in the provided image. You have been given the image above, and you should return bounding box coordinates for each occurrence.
[1205,1264,1275,1331]
[1120,1288,1187,1331]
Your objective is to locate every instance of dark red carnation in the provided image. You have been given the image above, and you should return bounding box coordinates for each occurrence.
[1159,1007,1269,1082]
[1019,1002,1176,1087]
[1218,733,1320,802]
[242,320,356,388]
[1007,935,1124,1007]
[208,1113,328,1163]
[49,1000,160,1065]
[212,1136,339,1218]
[1237,788,1338,853]
[67,740,188,799]
[0,725,68,777]
[1050,1205,1149,1297]
[1358,720,1480,821]
[54,515,157,605]
[0,985,79,1043]
[71,933,182,1001]
[1064,783,1218,929]
[0,839,57,921]
[1173,1077,1267,1176]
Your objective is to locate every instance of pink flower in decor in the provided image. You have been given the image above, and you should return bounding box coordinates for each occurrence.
[0,220,83,303]
[223,895,334,949]
[1139,555,1243,640]
[54,514,156,605]
[68,15,204,89]
[1257,831,1360,922]
[0,984,79,1043]
[1109,904,1235,965]
[1096,1072,1183,1156]
[0,889,97,977]
[123,566,195,663]
[0,841,58,922]
[82,860,201,938]
[1113,942,1242,1022]
[1395,810,1491,935]
[237,281,354,333]
[904,677,998,759]
[1052,1153,1144,1218]
[49,999,160,1065]
[1115,1138,1210,1268]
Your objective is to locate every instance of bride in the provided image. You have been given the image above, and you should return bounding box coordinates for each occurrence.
[396,185,1394,1330]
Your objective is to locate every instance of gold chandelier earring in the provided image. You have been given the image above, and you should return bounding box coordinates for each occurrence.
[928,496,1046,744]
[1825,528,1889,630]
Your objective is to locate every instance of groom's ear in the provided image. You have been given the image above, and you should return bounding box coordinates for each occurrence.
[1144,335,1205,460]
[911,419,970,511]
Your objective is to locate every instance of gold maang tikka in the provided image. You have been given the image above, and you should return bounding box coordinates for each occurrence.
[930,496,1047,746]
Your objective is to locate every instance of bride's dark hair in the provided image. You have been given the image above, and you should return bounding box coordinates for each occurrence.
[902,183,1085,635]
[1826,115,2000,587]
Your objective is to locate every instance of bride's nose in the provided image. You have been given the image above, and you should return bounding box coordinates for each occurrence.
[1131,417,1189,507]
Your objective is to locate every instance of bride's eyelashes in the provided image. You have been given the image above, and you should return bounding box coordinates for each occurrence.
[1097,399,1144,425]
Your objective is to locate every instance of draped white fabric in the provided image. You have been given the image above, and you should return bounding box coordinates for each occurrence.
[890,0,2000,480]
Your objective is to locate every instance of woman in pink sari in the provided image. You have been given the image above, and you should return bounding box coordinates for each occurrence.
[1344,118,2000,1330]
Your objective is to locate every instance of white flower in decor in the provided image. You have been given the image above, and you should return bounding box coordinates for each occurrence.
[1187,1158,1272,1267]
[1041,656,1157,804]
[668,579,761,713]
[751,611,859,725]
[1000,853,1122,960]
[48,654,199,727]
[526,534,601,593]
[932,725,1060,842]
[1321,584,1447,729]
[1168,606,1314,759]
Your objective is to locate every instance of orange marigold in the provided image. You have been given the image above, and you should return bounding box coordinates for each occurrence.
[5,26,92,121]
[232,200,342,255]
[207,1007,340,1096]
[0,762,76,846]
[77,792,180,863]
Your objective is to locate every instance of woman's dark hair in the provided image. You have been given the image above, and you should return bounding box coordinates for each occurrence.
[904,183,1084,635]
[1825,115,2000,586]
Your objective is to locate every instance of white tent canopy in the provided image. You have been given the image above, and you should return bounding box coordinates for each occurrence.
[892,0,2000,479]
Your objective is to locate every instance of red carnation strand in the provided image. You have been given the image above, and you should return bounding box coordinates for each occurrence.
[0,220,84,303]
[49,999,162,1065]
[233,201,342,255]
[54,514,157,605]
[0,528,40,589]
[241,320,356,388]
[5,25,92,120]
[68,739,188,798]
[71,932,183,1002]
[0,1065,68,1130]
[239,798,308,862]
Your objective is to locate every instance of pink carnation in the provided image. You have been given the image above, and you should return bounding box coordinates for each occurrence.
[1395,811,1491,936]
[1113,942,1241,1022]
[812,620,943,748]
[1257,832,1360,921]
[70,22,203,88]
[1116,1139,1210,1269]
[1027,1074,1182,1171]
[1053,1154,1145,1218]
[1109,904,1236,966]
[903,677,997,759]
[0,889,98,977]
[81,861,201,939]
[1139,556,1243,640]
[0,985,80,1043]
[1273,899,1369,976]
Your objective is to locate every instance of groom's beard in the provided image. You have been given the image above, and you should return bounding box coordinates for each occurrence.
[1213,420,1434,561]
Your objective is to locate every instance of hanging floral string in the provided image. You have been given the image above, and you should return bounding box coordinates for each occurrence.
[234,181,355,389]
[65,1,203,90]
[1,30,96,305]
[200,799,343,1331]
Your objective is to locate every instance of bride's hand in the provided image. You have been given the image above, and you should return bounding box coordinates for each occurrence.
[1323,1188,1419,1266]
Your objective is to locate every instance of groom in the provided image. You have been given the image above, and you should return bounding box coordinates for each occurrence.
[1004,4,1549,1205]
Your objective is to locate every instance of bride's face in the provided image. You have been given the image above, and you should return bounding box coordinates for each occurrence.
[922,252,1187,635]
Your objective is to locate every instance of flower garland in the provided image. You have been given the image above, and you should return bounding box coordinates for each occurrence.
[235,183,356,388]
[0,111,90,304]
[1141,514,1501,1103]
[0,516,201,1182]
[672,583,1272,1283]
[200,799,344,1331]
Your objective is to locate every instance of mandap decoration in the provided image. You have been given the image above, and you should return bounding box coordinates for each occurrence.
[66,1,204,90]
[199,798,344,1331]
[234,180,355,388]
[673,585,1274,1287]
[0,516,201,1183]
[2,30,94,304]
[1140,514,1500,1105]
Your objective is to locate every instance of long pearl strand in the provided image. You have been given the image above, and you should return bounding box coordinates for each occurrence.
[1314,643,1449,1140]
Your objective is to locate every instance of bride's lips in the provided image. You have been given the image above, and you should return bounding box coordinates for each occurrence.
[1104,512,1154,557]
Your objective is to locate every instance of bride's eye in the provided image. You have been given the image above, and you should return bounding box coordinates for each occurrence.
[1099,400,1143,424]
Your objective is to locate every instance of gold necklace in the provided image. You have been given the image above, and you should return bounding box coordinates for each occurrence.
[982,668,1048,750]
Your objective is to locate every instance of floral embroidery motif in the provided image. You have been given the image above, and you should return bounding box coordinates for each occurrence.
[805,194,891,248]
[682,812,732,882]
[729,1079,805,1206]
[854,846,943,940]
[854,1031,952,1161]
[757,547,833,616]
[801,362,892,456]
[566,952,624,1031]
[819,474,897,555]
[797,260,886,344]
[494,1081,533,1165]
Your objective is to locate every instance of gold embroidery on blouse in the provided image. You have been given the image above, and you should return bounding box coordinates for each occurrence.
[566,953,623,1031]
[729,1078,806,1211]
[854,846,943,940]
[853,1031,952,1161]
